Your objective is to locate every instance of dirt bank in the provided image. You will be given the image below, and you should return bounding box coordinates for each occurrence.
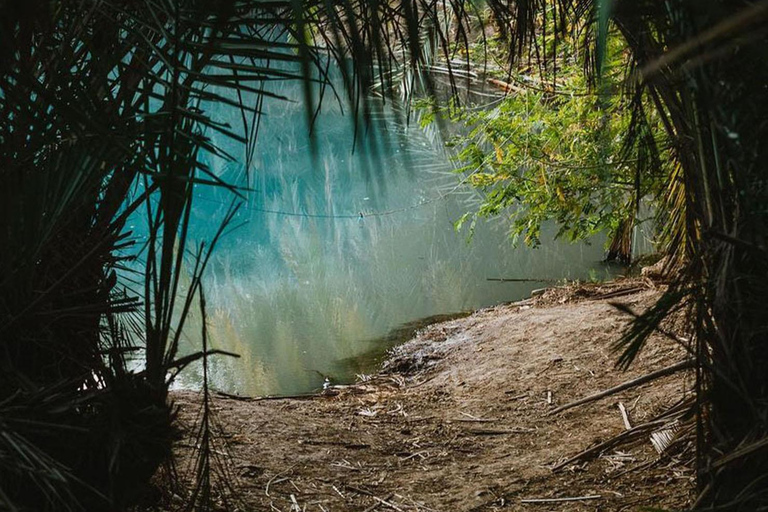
[171,280,695,511]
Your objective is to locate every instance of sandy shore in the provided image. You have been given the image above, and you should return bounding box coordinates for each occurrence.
[170,280,695,511]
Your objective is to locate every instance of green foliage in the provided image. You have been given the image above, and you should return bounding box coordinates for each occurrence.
[444,32,667,249]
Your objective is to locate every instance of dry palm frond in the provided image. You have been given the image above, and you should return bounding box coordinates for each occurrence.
[0,0,469,508]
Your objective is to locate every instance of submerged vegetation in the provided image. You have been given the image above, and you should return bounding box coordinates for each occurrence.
[1,0,767,510]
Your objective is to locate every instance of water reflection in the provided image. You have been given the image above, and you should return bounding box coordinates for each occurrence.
[168,78,616,396]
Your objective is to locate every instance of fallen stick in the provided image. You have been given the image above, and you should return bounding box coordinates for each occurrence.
[395,494,440,512]
[330,461,360,471]
[611,459,654,479]
[548,360,693,415]
[373,496,405,512]
[346,485,374,496]
[590,286,645,300]
[265,465,297,497]
[467,428,534,435]
[373,496,403,512]
[264,464,296,497]
[520,495,601,504]
[254,393,324,401]
[712,435,768,470]
[214,390,256,401]
[618,402,632,429]
[299,440,370,449]
[362,494,394,512]
[398,451,429,461]
[468,429,512,436]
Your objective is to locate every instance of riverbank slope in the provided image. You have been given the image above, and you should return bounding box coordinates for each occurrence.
[171,280,695,511]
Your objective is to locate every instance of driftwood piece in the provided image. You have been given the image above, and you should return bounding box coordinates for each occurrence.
[548,360,693,415]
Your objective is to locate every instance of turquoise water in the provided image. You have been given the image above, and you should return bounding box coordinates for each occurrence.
[151,73,617,396]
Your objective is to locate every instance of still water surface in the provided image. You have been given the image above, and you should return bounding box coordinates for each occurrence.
[167,82,617,396]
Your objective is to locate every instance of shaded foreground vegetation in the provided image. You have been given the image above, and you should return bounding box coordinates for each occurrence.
[0,1,424,509]
[1,0,768,510]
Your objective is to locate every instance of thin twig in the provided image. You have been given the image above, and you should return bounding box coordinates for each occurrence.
[618,402,632,429]
[266,465,296,497]
[300,440,370,449]
[467,428,534,435]
[362,494,393,512]
[611,459,654,479]
[457,411,497,422]
[398,450,430,460]
[373,496,405,512]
